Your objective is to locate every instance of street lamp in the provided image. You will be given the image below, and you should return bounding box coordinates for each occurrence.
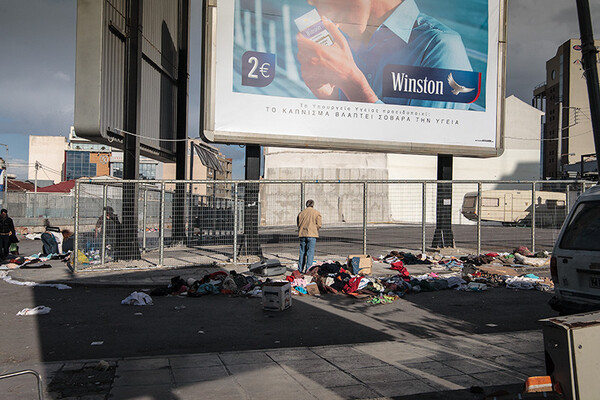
[0,143,8,207]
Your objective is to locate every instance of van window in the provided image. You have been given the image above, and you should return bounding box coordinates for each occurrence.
[559,201,600,251]
[463,197,476,208]
[482,197,500,207]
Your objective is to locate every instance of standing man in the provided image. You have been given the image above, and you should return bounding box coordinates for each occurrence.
[0,208,16,261]
[297,199,322,273]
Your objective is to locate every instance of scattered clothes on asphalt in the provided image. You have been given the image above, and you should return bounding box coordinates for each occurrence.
[0,271,72,290]
[513,252,550,267]
[0,252,71,269]
[135,244,555,307]
[505,276,547,291]
[16,306,52,316]
[121,291,153,306]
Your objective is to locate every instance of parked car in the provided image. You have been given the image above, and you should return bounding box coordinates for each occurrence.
[461,189,567,227]
[549,185,600,314]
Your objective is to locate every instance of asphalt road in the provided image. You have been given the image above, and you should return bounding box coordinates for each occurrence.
[0,279,558,366]
[262,223,562,256]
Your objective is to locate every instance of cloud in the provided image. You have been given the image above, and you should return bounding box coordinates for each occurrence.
[506,0,600,102]
[0,0,75,136]
[5,157,29,180]
[53,71,72,82]
[0,74,75,135]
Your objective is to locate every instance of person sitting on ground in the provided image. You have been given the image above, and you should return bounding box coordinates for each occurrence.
[41,223,63,256]
[94,206,123,260]
[61,229,74,253]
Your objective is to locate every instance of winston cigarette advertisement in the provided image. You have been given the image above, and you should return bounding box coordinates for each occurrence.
[205,0,503,154]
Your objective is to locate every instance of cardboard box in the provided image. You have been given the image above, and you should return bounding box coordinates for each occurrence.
[524,376,552,393]
[305,283,320,296]
[262,282,292,311]
[347,255,373,275]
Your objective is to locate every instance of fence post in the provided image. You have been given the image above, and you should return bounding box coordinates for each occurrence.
[233,182,238,264]
[73,180,80,272]
[142,188,148,254]
[531,182,536,254]
[477,182,482,255]
[363,181,367,255]
[421,182,426,253]
[101,185,107,265]
[566,184,570,213]
[159,182,165,266]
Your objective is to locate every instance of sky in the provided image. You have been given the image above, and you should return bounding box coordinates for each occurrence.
[0,0,599,180]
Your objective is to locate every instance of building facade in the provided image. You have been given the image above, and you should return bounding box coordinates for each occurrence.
[533,39,600,180]
[261,96,544,226]
[28,129,232,193]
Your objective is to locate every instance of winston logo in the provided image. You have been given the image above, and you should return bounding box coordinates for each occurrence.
[391,73,444,95]
[447,73,475,95]
[383,65,481,104]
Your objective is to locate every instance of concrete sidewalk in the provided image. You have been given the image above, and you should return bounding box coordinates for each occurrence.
[4,239,438,289]
[4,240,549,290]
[3,331,546,400]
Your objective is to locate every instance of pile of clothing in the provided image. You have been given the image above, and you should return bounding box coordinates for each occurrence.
[0,252,69,270]
[150,270,266,298]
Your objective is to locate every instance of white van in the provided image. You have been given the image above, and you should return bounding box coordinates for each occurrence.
[461,190,567,227]
[550,185,600,314]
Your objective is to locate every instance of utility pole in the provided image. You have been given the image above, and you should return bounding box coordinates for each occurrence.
[34,161,39,193]
[34,161,40,218]
[575,0,600,176]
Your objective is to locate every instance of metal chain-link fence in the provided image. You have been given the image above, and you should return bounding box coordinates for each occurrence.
[71,179,595,271]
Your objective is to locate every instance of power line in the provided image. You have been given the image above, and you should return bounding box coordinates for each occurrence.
[111,128,198,143]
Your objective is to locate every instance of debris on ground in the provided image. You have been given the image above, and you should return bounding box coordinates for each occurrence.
[141,246,552,307]
[16,306,52,316]
[121,291,153,306]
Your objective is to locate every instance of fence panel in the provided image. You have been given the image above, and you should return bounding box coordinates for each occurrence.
[71,179,595,270]
[367,182,424,257]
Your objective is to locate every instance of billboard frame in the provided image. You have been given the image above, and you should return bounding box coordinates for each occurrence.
[74,0,186,163]
[201,0,507,158]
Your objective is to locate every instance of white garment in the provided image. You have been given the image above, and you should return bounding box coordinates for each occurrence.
[48,230,63,254]
[505,276,540,290]
[17,306,51,316]
[121,291,153,306]
[1,271,71,289]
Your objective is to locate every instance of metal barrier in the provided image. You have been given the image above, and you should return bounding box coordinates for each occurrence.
[0,369,44,400]
[72,179,596,271]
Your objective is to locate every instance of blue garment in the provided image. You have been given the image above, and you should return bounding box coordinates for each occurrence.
[298,237,316,273]
[41,232,58,256]
[342,0,472,109]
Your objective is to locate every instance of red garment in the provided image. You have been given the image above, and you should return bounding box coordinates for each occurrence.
[343,276,362,294]
[285,276,295,282]
[390,261,410,280]
[208,271,227,279]
[485,252,499,257]
[291,270,302,279]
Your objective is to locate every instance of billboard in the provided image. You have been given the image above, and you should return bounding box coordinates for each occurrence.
[202,0,507,157]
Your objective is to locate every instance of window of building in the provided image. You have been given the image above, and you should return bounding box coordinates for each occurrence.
[65,151,96,180]
[110,162,157,180]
